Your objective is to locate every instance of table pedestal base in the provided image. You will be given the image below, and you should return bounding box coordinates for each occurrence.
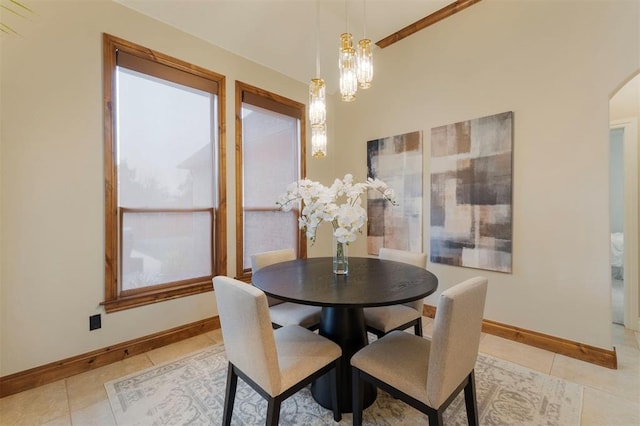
[311,306,376,413]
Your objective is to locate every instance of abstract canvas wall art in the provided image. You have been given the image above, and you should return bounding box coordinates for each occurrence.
[430,111,513,273]
[367,131,423,255]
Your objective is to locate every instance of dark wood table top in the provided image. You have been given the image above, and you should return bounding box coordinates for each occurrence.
[252,257,438,308]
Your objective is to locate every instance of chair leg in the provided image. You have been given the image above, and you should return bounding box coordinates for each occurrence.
[414,318,423,337]
[265,397,281,426]
[330,359,342,422]
[463,370,479,426]
[352,367,364,426]
[223,363,238,426]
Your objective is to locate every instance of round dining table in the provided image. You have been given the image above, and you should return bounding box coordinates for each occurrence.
[252,256,438,413]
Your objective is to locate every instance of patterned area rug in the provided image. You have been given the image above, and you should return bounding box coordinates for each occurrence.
[105,344,582,425]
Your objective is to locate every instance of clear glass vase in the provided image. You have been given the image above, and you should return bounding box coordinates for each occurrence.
[332,235,349,275]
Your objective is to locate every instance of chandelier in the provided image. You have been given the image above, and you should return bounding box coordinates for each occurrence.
[309,0,374,158]
[309,78,327,158]
[339,0,373,102]
[310,1,327,158]
[339,32,357,102]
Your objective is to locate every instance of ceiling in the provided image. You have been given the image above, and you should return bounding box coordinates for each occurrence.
[115,0,455,94]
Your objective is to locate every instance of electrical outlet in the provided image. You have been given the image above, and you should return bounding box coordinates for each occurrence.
[89,314,101,331]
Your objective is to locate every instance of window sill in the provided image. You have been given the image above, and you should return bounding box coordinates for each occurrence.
[101,281,213,313]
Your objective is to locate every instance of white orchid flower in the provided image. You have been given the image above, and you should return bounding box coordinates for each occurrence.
[276,174,396,245]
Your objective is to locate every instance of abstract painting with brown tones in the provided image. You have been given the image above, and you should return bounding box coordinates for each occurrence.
[367,131,423,255]
[430,112,513,273]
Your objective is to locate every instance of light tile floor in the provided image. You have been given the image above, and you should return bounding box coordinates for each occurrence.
[1,321,638,425]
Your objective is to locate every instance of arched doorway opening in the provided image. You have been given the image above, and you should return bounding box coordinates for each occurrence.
[609,72,639,330]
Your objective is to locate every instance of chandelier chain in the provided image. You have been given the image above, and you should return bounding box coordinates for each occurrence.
[315,0,320,77]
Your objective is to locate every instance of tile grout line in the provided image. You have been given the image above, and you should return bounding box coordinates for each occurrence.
[64,377,73,425]
[549,352,559,378]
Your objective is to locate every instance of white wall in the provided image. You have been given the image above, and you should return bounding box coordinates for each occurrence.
[0,0,331,376]
[332,0,639,349]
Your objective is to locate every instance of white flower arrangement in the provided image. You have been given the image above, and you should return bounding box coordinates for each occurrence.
[276,174,397,244]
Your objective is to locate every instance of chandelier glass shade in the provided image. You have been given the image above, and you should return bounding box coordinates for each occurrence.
[339,33,357,102]
[311,123,327,158]
[309,78,326,127]
[356,38,373,89]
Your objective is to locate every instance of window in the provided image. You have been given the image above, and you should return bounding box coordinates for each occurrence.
[103,34,226,312]
[235,82,306,279]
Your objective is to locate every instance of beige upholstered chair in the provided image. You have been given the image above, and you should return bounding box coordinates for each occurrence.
[251,248,322,330]
[352,277,488,426]
[213,276,342,425]
[364,248,428,338]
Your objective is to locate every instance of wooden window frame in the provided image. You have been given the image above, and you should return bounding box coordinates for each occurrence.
[102,33,226,313]
[235,81,307,281]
